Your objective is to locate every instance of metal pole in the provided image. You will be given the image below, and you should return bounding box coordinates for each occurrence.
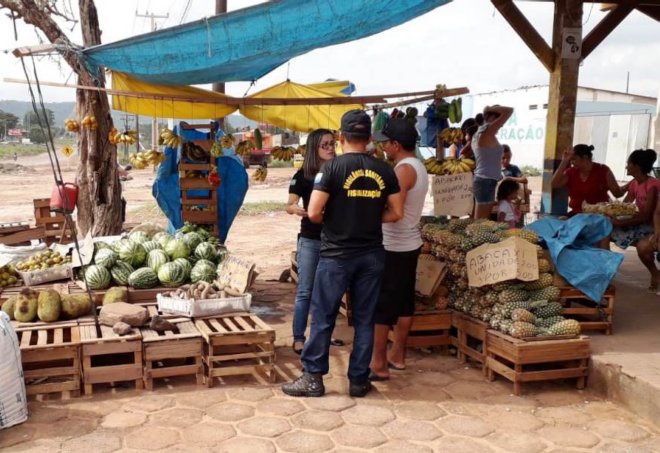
[212,0,228,130]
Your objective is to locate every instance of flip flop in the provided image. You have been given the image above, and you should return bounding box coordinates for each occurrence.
[368,371,389,381]
[388,361,406,371]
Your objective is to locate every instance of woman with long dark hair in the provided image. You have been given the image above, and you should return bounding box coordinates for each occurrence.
[286,129,337,353]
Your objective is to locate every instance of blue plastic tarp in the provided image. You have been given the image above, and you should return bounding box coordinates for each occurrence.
[151,124,248,242]
[82,0,450,85]
[526,214,624,302]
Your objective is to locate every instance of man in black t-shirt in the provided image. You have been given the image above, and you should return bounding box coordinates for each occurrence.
[282,110,403,398]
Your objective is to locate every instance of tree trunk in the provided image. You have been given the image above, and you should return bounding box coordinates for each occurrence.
[0,0,122,236]
[75,0,122,236]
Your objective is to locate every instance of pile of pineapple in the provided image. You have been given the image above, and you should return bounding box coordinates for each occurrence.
[421,218,580,339]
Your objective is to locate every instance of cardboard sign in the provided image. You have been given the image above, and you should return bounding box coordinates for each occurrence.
[415,259,446,297]
[70,232,95,268]
[432,173,474,217]
[466,236,539,287]
[217,255,257,293]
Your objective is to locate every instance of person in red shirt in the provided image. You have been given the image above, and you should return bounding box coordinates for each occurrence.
[551,144,627,214]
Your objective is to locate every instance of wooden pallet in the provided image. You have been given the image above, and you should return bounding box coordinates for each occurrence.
[33,198,75,244]
[560,285,615,335]
[486,329,590,395]
[0,221,46,246]
[195,313,276,386]
[388,310,452,348]
[140,318,203,390]
[79,322,143,394]
[15,322,81,398]
[453,312,489,373]
[179,161,219,236]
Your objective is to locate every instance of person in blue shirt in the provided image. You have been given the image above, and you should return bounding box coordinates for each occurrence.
[501,144,527,184]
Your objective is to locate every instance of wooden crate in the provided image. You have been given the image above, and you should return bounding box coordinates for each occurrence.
[560,285,615,335]
[195,313,276,386]
[79,322,143,395]
[388,310,452,348]
[140,318,203,390]
[179,161,219,236]
[33,198,75,244]
[0,222,45,246]
[453,312,489,373]
[15,322,81,398]
[486,329,591,395]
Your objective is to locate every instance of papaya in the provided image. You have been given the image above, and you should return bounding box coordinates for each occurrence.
[37,289,61,322]
[14,288,38,322]
[61,294,93,319]
[1,295,18,320]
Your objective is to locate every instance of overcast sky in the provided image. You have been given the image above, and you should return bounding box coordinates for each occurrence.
[0,1,658,104]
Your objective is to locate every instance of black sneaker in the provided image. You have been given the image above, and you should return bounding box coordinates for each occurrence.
[349,380,372,398]
[282,372,325,397]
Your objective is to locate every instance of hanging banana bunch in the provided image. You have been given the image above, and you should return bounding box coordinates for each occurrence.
[114,130,137,145]
[220,134,234,149]
[252,165,268,182]
[61,145,74,157]
[271,146,295,161]
[423,157,475,175]
[64,118,80,133]
[81,114,98,131]
[235,140,256,157]
[108,127,119,145]
[159,128,184,148]
[438,127,464,145]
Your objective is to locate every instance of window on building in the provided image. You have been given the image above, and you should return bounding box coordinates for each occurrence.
[529,105,538,110]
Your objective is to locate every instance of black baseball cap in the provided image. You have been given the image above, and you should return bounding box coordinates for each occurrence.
[340,109,371,136]
[372,118,419,148]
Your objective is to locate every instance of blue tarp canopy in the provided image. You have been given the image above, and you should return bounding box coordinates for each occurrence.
[82,0,450,85]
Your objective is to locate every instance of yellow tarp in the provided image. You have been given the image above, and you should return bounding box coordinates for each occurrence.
[111,71,237,119]
[111,72,362,132]
[241,81,362,132]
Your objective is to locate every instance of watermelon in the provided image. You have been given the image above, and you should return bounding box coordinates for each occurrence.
[183,232,204,251]
[128,267,159,289]
[116,240,147,268]
[141,240,161,253]
[94,248,117,268]
[155,233,174,248]
[174,258,192,279]
[164,239,190,260]
[147,249,169,272]
[128,230,150,245]
[191,259,216,284]
[157,262,187,287]
[94,241,112,252]
[195,242,217,261]
[110,261,134,285]
[84,264,112,290]
[197,228,211,241]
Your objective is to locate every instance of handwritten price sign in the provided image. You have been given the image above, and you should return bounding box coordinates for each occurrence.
[431,173,473,217]
[466,237,539,287]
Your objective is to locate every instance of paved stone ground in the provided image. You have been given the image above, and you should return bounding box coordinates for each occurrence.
[3,280,660,452]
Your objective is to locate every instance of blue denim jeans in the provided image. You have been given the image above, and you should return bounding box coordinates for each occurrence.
[301,250,386,383]
[292,237,321,342]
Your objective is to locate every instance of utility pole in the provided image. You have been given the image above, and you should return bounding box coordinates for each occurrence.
[136,10,169,148]
[212,0,227,130]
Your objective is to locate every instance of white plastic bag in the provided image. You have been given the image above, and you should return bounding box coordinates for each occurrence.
[0,312,28,429]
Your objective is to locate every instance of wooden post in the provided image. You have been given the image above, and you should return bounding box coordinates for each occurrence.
[540,0,582,215]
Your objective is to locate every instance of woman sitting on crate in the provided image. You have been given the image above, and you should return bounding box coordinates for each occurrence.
[610,149,660,291]
[285,129,343,354]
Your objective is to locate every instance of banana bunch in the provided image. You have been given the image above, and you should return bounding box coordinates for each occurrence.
[144,148,166,165]
[271,146,296,161]
[438,127,464,145]
[235,140,256,157]
[210,141,224,157]
[81,115,98,131]
[108,127,119,145]
[129,148,165,170]
[61,145,74,157]
[220,134,234,149]
[114,130,137,145]
[423,157,475,175]
[159,128,184,148]
[448,98,463,124]
[64,118,80,133]
[296,144,306,157]
[252,165,267,182]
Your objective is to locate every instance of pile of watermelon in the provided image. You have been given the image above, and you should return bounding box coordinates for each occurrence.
[80,224,228,290]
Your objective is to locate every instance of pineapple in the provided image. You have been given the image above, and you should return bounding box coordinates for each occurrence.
[501,300,533,317]
[448,218,472,233]
[529,286,561,301]
[547,319,581,336]
[499,319,513,335]
[524,273,554,291]
[533,301,563,318]
[535,315,565,328]
[498,289,529,305]
[484,291,500,306]
[535,327,551,337]
[538,258,551,273]
[419,253,435,261]
[511,308,536,323]
[489,313,503,329]
[509,321,537,338]
[480,310,493,322]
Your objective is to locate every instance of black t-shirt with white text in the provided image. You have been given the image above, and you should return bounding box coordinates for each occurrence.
[314,153,400,258]
[289,169,323,240]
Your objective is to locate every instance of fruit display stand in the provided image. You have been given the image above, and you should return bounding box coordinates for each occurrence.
[0,221,45,246]
[78,322,143,395]
[179,157,219,237]
[389,309,452,349]
[195,313,276,386]
[14,321,81,398]
[33,198,75,245]
[452,311,489,374]
[140,317,203,390]
[485,329,591,395]
[559,285,615,335]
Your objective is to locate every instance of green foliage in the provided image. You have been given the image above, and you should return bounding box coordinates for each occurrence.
[23,109,55,128]
[521,165,541,177]
[28,126,47,144]
[239,201,287,216]
[0,110,20,131]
